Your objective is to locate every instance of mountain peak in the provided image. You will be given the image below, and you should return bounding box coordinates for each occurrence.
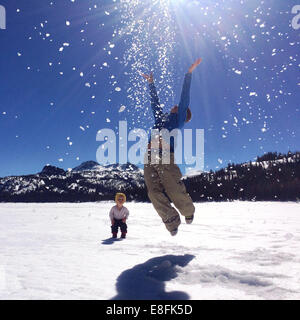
[72,161,141,173]
[72,161,100,172]
[40,165,65,176]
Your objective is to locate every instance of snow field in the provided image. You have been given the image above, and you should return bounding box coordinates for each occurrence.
[0,201,299,300]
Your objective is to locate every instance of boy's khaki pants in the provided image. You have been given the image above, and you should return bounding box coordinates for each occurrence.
[144,151,195,232]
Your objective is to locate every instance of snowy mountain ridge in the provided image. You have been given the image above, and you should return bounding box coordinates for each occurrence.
[0,161,146,202]
[241,152,300,170]
[72,161,143,173]
[0,151,299,202]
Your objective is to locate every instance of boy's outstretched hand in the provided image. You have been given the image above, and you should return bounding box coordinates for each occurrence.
[188,58,202,74]
[141,72,154,84]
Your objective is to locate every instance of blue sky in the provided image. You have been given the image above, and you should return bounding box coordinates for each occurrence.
[0,0,299,177]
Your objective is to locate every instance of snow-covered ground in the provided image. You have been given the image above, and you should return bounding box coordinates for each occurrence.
[0,201,299,300]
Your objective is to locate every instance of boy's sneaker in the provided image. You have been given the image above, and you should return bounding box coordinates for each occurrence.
[112,233,117,239]
[185,215,194,224]
[170,228,178,236]
[121,233,126,239]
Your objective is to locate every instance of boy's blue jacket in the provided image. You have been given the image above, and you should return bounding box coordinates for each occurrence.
[148,73,192,152]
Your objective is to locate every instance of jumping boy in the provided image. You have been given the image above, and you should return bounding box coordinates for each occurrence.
[109,193,129,239]
[142,58,202,236]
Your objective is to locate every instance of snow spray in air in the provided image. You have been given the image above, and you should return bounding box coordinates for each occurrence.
[117,0,177,127]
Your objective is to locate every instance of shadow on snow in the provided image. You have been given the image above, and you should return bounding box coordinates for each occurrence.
[111,254,195,300]
[101,237,124,245]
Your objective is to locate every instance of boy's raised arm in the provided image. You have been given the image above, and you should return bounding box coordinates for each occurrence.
[142,72,163,125]
[178,58,202,126]
[178,73,192,126]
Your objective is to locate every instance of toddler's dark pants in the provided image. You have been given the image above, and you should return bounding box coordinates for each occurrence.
[111,219,127,234]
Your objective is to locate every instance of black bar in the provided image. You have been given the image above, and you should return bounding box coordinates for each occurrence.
[0,300,297,319]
